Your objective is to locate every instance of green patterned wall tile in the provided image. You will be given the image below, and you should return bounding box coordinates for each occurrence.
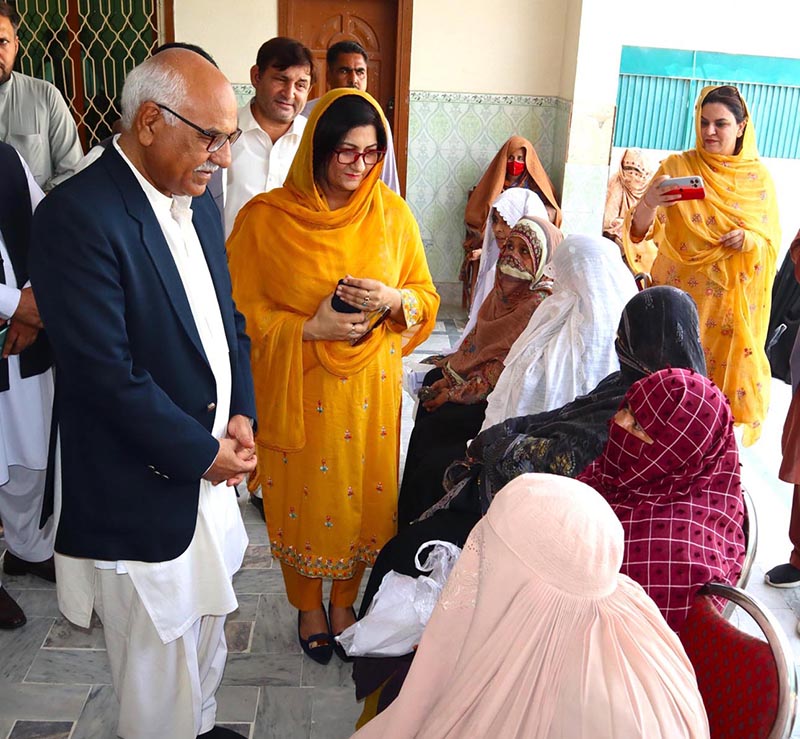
[233,83,253,108]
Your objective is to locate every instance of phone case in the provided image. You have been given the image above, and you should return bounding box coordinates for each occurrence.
[660,175,706,201]
[351,306,390,346]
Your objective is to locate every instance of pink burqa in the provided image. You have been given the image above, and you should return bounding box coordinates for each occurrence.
[579,368,745,632]
[352,474,709,739]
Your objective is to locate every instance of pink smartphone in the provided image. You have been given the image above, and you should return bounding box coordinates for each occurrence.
[659,175,705,201]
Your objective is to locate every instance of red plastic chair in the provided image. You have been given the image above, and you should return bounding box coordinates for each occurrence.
[679,583,797,738]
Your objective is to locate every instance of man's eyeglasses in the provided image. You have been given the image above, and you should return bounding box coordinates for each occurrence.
[333,148,387,166]
[156,103,242,153]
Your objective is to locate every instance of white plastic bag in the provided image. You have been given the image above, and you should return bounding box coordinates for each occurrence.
[336,539,462,657]
[402,360,432,399]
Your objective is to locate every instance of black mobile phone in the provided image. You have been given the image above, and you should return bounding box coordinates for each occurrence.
[0,322,8,355]
[331,278,361,314]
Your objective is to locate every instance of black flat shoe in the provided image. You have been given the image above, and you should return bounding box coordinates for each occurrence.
[0,586,26,629]
[3,551,56,583]
[298,609,333,665]
[329,603,356,662]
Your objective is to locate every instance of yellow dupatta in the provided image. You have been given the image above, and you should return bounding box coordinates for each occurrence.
[227,88,439,452]
[625,86,779,444]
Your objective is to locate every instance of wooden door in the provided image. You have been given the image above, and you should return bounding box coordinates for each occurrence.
[279,0,412,193]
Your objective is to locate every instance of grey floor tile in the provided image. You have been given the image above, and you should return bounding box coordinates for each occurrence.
[301,656,355,689]
[225,620,253,653]
[221,653,301,687]
[4,590,60,619]
[43,615,105,650]
[233,568,285,595]
[310,687,361,739]
[0,680,88,721]
[7,721,73,739]
[215,685,259,723]
[229,594,260,622]
[241,545,271,569]
[240,496,265,525]
[0,717,15,739]
[251,593,299,654]
[414,335,452,352]
[0,619,53,682]
[25,648,111,685]
[0,573,56,592]
[69,684,118,739]
[244,523,269,547]
[745,570,798,612]
[254,686,312,739]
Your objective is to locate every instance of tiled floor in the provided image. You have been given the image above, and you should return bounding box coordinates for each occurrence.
[2,305,800,738]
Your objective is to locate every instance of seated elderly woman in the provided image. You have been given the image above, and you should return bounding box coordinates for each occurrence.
[461,135,561,308]
[397,216,561,527]
[578,367,745,632]
[455,187,550,350]
[602,148,655,272]
[479,233,638,434]
[351,474,709,738]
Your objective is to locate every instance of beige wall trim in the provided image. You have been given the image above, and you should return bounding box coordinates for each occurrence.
[410,91,571,110]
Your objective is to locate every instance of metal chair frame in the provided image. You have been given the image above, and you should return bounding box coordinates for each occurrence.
[700,582,797,739]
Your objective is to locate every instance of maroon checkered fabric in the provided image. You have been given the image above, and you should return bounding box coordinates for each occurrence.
[680,595,778,738]
[579,368,745,631]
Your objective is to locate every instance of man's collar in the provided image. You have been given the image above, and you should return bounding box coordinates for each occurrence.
[240,99,305,138]
[112,135,186,217]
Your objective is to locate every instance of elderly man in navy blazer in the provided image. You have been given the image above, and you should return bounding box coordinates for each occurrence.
[30,50,256,739]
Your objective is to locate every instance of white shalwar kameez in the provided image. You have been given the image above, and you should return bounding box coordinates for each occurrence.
[0,155,54,586]
[55,139,248,739]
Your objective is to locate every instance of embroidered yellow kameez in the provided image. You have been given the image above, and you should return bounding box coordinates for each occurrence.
[227,90,439,587]
[624,86,780,445]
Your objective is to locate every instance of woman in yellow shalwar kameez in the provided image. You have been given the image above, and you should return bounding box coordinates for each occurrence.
[227,89,438,664]
[625,85,779,446]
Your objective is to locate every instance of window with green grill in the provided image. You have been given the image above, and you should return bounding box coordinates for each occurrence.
[614,46,800,159]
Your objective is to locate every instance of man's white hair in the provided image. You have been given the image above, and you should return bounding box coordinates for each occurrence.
[120,56,187,130]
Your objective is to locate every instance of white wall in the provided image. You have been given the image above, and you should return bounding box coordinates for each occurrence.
[172,0,575,95]
[173,0,278,84]
[613,0,800,59]
[409,0,570,94]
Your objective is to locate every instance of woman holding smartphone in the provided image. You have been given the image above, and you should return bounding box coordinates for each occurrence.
[227,89,438,664]
[625,85,780,445]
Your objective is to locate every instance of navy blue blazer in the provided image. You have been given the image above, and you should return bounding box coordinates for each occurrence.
[29,145,256,562]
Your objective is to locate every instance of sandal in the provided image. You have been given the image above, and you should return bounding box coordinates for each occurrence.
[297,609,333,665]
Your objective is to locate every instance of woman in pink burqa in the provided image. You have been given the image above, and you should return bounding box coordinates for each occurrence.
[351,473,709,738]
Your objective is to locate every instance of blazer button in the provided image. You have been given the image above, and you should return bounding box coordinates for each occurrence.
[207,402,216,412]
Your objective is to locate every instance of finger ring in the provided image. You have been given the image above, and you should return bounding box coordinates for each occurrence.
[361,296,369,307]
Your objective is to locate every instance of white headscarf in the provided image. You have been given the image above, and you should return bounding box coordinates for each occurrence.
[480,234,637,432]
[454,188,549,350]
[351,474,709,739]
